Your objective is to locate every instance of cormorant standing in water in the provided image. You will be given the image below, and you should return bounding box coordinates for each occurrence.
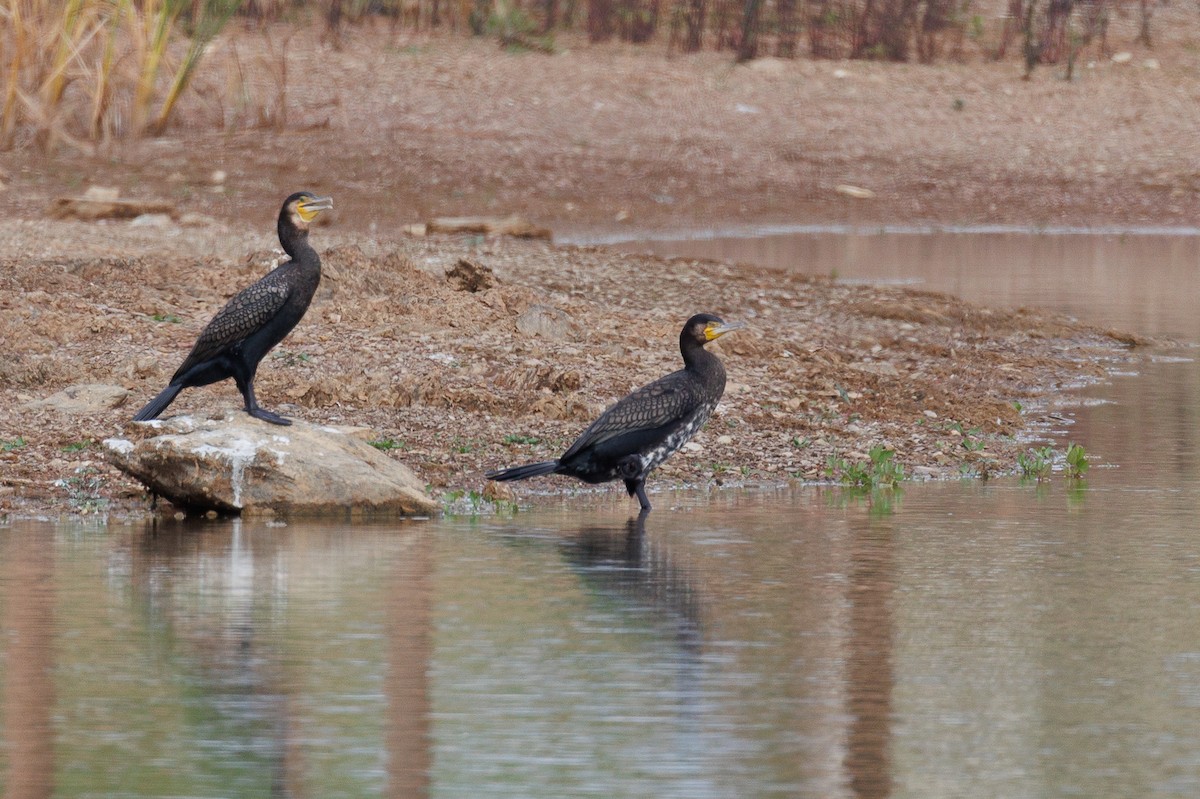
[132,191,333,426]
[486,313,745,511]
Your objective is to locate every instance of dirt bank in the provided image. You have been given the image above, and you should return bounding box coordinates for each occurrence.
[0,214,1136,518]
[2,24,1184,517]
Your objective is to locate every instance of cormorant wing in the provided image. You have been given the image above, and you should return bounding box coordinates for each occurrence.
[173,275,293,376]
[562,371,698,459]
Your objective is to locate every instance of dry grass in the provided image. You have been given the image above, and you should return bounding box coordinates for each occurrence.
[0,0,236,149]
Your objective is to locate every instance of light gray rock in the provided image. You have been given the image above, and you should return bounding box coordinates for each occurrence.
[515,304,576,340]
[105,412,437,517]
[24,383,131,414]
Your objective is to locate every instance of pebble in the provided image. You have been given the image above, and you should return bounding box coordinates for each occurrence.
[716,435,733,445]
[835,184,875,199]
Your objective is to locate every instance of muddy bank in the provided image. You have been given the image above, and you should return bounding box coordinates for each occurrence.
[0,214,1136,518]
[7,16,1200,241]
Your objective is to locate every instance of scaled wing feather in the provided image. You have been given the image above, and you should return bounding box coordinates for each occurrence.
[562,373,696,460]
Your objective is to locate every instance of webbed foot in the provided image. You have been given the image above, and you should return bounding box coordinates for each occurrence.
[248,407,292,426]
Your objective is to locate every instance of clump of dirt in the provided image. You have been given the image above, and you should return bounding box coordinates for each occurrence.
[0,216,1137,517]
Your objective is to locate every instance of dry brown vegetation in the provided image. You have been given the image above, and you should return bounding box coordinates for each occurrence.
[3,0,1193,150]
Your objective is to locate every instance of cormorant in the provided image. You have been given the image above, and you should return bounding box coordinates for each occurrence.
[132,191,333,426]
[486,313,745,511]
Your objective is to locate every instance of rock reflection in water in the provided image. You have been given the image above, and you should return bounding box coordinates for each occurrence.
[120,519,434,797]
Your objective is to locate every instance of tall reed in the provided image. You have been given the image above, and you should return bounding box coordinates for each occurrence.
[0,0,241,149]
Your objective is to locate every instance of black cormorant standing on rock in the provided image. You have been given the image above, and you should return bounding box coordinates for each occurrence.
[132,191,333,426]
[486,313,745,511]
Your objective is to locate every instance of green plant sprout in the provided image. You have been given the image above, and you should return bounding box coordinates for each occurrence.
[1065,443,1089,479]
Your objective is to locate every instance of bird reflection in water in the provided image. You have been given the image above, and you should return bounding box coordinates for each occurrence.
[560,510,704,686]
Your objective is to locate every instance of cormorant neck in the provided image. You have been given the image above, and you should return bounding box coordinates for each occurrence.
[681,335,722,378]
[278,219,315,261]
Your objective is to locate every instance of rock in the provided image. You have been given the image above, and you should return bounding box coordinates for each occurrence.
[104,413,437,517]
[851,360,900,377]
[1111,51,1133,64]
[716,435,734,445]
[426,214,551,239]
[515,304,576,340]
[835,184,875,199]
[446,258,497,292]
[24,383,130,414]
[402,223,428,237]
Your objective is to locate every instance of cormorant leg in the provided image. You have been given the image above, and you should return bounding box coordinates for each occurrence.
[633,480,652,512]
[238,376,292,426]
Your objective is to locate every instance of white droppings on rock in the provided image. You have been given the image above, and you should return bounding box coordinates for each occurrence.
[191,438,262,508]
[103,438,135,456]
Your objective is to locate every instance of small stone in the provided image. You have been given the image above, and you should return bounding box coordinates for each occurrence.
[716,435,734,445]
[923,409,938,419]
[515,305,576,341]
[683,442,703,453]
[130,213,174,228]
[403,223,427,237]
[211,170,227,185]
[24,383,130,414]
[1111,51,1133,64]
[835,184,875,199]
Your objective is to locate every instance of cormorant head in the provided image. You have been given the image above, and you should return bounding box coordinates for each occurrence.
[280,191,334,233]
[683,313,746,346]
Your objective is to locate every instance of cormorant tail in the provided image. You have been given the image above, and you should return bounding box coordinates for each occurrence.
[485,461,560,482]
[133,383,183,422]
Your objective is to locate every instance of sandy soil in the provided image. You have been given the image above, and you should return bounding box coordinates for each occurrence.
[2,21,1188,517]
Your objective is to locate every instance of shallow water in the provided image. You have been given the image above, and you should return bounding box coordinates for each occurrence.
[4,231,1200,797]
[610,227,1200,339]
